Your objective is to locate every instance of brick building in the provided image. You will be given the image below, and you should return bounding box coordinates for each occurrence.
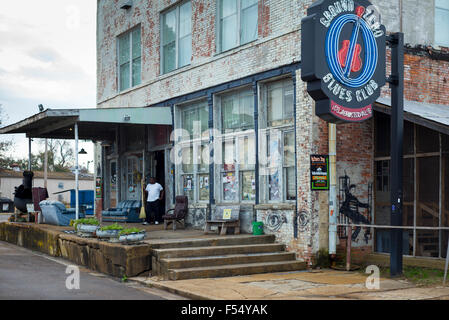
[84,0,449,264]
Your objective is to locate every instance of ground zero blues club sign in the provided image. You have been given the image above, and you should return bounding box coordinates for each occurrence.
[301,0,386,123]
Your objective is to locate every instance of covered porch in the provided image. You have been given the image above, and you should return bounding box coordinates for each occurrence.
[0,106,173,220]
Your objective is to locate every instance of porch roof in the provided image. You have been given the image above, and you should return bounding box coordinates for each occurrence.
[0,107,172,141]
[375,97,449,136]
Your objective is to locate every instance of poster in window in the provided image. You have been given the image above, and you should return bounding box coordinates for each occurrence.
[223,172,237,201]
[310,155,330,191]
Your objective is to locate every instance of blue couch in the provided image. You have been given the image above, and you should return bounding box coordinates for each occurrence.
[102,200,142,223]
[40,200,86,226]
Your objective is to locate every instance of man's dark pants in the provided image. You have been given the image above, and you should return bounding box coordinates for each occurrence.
[145,200,161,223]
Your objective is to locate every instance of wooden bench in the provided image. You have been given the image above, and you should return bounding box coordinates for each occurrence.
[204,205,241,236]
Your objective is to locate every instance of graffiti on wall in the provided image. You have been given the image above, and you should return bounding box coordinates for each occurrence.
[265,212,287,232]
[298,210,310,232]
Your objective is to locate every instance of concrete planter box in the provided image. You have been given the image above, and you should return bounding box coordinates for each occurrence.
[76,224,99,238]
[119,232,146,245]
[96,229,121,243]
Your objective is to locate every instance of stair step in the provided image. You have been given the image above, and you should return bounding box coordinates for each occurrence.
[167,260,307,280]
[149,235,275,249]
[160,252,296,269]
[153,243,285,259]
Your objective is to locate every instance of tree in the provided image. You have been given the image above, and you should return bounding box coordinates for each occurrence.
[0,105,15,168]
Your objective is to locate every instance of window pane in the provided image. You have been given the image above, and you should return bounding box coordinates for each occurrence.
[179,35,192,67]
[221,15,238,51]
[435,7,449,47]
[241,3,258,44]
[241,171,256,201]
[223,172,237,201]
[163,42,176,74]
[269,169,281,201]
[163,9,176,45]
[199,104,209,138]
[283,82,294,120]
[199,174,210,201]
[221,0,237,18]
[239,135,255,168]
[179,2,192,67]
[120,62,130,91]
[181,146,193,173]
[283,131,295,167]
[222,94,240,132]
[119,33,130,65]
[285,167,296,200]
[179,2,191,38]
[223,139,236,169]
[132,57,141,86]
[182,175,194,201]
[132,28,141,59]
[267,84,283,124]
[240,92,254,129]
[198,144,209,173]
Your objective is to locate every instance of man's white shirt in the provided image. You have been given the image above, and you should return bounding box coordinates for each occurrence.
[146,183,163,202]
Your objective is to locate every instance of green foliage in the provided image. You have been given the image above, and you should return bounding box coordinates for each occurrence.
[119,228,144,236]
[100,223,124,231]
[73,218,100,229]
[121,275,128,283]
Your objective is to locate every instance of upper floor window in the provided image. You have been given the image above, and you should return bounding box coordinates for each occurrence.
[436,0,449,47]
[218,0,258,53]
[162,1,192,74]
[118,27,141,91]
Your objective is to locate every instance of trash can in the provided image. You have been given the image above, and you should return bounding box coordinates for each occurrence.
[252,221,264,235]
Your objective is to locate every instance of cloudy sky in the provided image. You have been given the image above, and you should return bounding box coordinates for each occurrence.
[0,0,96,170]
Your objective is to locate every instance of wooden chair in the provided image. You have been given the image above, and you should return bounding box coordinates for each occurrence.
[162,196,188,230]
[204,205,240,236]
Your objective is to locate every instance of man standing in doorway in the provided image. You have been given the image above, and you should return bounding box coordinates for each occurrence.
[143,177,164,225]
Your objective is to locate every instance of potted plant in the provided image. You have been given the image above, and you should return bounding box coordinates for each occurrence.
[119,228,146,245]
[73,218,100,237]
[96,223,124,243]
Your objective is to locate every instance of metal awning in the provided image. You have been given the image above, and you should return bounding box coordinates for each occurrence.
[0,107,172,140]
[375,97,449,136]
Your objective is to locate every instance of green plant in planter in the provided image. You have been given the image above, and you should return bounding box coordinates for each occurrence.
[99,223,124,231]
[119,228,144,236]
[73,218,100,230]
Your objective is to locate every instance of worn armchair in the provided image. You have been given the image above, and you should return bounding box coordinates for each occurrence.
[39,200,85,226]
[162,196,188,230]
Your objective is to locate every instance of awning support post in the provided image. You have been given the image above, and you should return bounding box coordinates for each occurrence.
[28,138,32,171]
[75,122,79,221]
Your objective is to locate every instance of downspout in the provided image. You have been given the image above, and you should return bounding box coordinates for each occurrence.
[329,123,337,262]
[292,72,298,239]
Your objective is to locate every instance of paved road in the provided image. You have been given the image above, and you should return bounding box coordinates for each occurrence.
[0,241,186,300]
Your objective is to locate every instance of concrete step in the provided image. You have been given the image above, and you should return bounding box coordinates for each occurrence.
[167,260,307,280]
[160,251,297,269]
[153,243,285,259]
[149,234,275,250]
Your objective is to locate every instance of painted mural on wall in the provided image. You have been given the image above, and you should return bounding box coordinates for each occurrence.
[338,175,372,244]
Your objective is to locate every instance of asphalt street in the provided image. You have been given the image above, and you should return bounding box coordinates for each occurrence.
[0,240,185,300]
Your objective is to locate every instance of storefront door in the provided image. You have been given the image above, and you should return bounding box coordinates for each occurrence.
[126,156,142,201]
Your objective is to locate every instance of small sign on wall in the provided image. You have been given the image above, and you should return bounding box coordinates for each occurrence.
[311,155,330,191]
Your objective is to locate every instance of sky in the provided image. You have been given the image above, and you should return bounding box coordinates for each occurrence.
[0,0,97,171]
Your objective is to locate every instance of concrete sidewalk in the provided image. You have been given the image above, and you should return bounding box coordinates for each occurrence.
[130,269,449,300]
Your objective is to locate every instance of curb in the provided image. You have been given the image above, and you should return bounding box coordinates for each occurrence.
[131,278,211,300]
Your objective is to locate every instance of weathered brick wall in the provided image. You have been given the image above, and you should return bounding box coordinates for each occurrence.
[382,49,449,105]
[97,0,307,108]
